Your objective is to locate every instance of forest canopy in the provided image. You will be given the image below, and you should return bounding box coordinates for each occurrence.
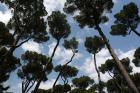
[0,0,140,93]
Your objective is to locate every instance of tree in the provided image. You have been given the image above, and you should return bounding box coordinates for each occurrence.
[54,65,78,84]
[1,0,140,93]
[85,36,105,93]
[33,11,71,93]
[0,22,20,92]
[17,51,53,93]
[99,58,132,76]
[99,48,140,93]
[64,0,139,92]
[72,76,94,89]
[0,0,49,92]
[133,47,140,67]
[110,2,140,37]
[53,37,79,90]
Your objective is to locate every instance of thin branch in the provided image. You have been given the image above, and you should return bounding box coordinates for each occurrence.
[16,36,32,48]
[24,81,30,93]
[132,29,140,37]
[22,81,24,93]
[25,80,35,93]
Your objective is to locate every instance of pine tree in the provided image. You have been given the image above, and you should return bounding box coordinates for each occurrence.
[64,0,139,92]
[110,2,140,37]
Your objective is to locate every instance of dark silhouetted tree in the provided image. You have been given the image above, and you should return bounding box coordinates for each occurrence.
[99,55,140,93]
[133,47,140,67]
[64,0,139,92]
[0,0,49,92]
[33,11,71,93]
[17,51,53,93]
[53,37,79,90]
[85,36,105,93]
[110,2,140,37]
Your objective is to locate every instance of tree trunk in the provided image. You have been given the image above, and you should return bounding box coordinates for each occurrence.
[53,50,76,90]
[96,25,139,93]
[33,40,60,93]
[93,54,102,93]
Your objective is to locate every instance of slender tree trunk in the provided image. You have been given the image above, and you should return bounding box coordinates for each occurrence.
[95,25,139,93]
[33,40,60,93]
[93,54,102,93]
[53,50,75,89]
[53,73,61,90]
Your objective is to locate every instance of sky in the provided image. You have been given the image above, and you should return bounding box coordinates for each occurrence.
[0,0,140,93]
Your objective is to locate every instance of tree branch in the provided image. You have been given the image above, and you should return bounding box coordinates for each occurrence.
[33,39,60,93]
[53,50,76,89]
[15,36,32,48]
[25,80,35,93]
[132,29,140,37]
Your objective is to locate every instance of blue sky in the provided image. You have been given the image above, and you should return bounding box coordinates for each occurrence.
[0,0,140,93]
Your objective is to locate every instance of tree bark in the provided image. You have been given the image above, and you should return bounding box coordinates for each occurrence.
[95,25,139,93]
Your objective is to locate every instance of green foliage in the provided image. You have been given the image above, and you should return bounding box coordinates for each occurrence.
[106,73,140,93]
[131,73,140,89]
[63,37,78,50]
[110,2,140,36]
[85,36,105,54]
[0,22,14,46]
[54,65,78,78]
[0,47,20,83]
[132,47,140,67]
[72,76,94,89]
[110,24,128,36]
[48,11,71,40]
[37,84,71,93]
[99,57,132,75]
[7,0,49,43]
[70,88,87,93]
[53,84,71,93]
[17,51,53,81]
[1,0,140,93]
[64,0,114,27]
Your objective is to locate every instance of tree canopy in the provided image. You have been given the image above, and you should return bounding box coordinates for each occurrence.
[0,0,140,93]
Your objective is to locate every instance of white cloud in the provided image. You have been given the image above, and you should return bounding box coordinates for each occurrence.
[44,0,66,15]
[79,48,139,83]
[119,49,140,73]
[113,0,119,3]
[21,40,44,53]
[39,79,58,89]
[0,10,12,24]
[80,48,111,82]
[48,41,83,65]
